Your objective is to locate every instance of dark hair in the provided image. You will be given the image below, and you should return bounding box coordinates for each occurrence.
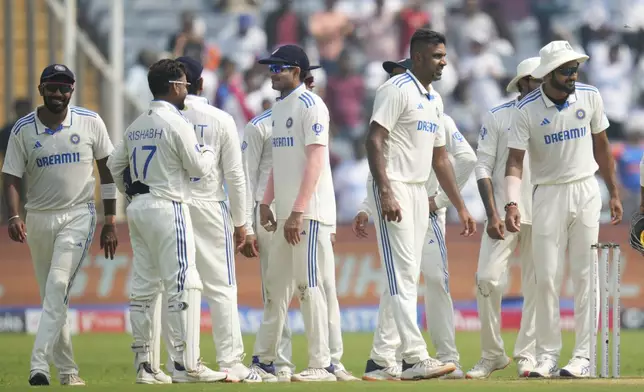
[298,68,307,82]
[187,78,203,95]
[148,59,186,97]
[410,29,446,53]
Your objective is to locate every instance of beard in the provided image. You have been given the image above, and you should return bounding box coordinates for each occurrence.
[43,96,69,114]
[551,78,575,94]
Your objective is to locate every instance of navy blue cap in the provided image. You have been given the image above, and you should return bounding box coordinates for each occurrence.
[258,44,320,71]
[175,56,204,85]
[40,64,75,83]
[382,58,411,74]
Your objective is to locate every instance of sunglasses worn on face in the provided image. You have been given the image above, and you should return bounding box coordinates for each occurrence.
[556,66,579,77]
[269,64,296,74]
[42,83,73,94]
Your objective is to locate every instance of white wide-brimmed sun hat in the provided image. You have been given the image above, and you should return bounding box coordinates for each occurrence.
[531,40,589,79]
[506,56,541,93]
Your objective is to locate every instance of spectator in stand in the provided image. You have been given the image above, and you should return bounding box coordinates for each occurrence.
[264,0,308,50]
[125,49,159,110]
[218,14,267,72]
[309,0,354,76]
[215,58,255,132]
[614,107,644,217]
[172,16,206,61]
[355,0,399,64]
[212,0,262,14]
[333,138,370,224]
[397,0,430,58]
[455,0,499,56]
[325,51,364,142]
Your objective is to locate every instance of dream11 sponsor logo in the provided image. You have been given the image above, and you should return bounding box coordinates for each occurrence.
[0,311,26,333]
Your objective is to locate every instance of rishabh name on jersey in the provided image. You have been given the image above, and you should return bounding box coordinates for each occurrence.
[270,83,336,225]
[1,106,113,211]
[509,82,609,186]
[181,94,236,201]
[369,69,446,184]
[243,108,273,203]
[478,99,533,224]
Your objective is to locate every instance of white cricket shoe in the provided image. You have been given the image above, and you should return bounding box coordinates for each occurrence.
[559,357,590,378]
[333,366,360,381]
[400,358,456,380]
[465,356,511,379]
[172,362,228,383]
[276,369,293,382]
[362,359,401,381]
[292,367,337,382]
[60,374,86,386]
[136,363,172,385]
[249,361,278,382]
[221,362,262,383]
[439,361,464,379]
[528,358,558,378]
[516,357,535,377]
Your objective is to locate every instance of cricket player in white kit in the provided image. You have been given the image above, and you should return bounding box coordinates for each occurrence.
[467,57,541,379]
[241,71,358,382]
[504,41,623,378]
[250,44,337,382]
[364,29,475,380]
[107,59,226,384]
[2,64,118,386]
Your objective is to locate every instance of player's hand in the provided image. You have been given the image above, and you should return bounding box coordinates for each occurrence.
[331,233,336,248]
[234,225,246,253]
[241,234,259,258]
[486,215,505,240]
[100,223,118,259]
[505,204,521,233]
[259,204,277,232]
[457,207,476,237]
[284,211,303,245]
[352,211,369,238]
[8,217,27,243]
[609,196,623,225]
[379,189,402,222]
[428,196,438,213]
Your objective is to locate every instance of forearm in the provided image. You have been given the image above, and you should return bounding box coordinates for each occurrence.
[97,158,117,222]
[224,168,247,227]
[504,152,524,204]
[477,178,499,219]
[595,143,619,198]
[433,156,466,210]
[2,174,22,218]
[262,170,275,205]
[293,145,325,212]
[366,136,391,193]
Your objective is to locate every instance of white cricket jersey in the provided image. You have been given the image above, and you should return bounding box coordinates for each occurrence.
[270,83,335,225]
[2,106,113,211]
[476,99,534,223]
[508,83,609,185]
[369,70,446,184]
[242,109,273,233]
[106,100,215,203]
[181,95,246,227]
[425,114,477,209]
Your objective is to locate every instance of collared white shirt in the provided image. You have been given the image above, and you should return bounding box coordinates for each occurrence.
[242,108,273,234]
[270,83,336,225]
[476,99,534,223]
[508,83,610,185]
[107,100,215,203]
[181,94,246,227]
[369,69,446,184]
[2,106,113,211]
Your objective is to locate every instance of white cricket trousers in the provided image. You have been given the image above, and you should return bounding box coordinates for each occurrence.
[26,202,97,377]
[254,219,332,369]
[532,176,601,361]
[251,203,294,372]
[189,198,245,367]
[369,208,459,366]
[476,225,536,362]
[126,194,203,371]
[367,179,430,364]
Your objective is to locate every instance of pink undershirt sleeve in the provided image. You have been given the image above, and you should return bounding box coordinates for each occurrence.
[292,144,326,212]
[262,169,275,205]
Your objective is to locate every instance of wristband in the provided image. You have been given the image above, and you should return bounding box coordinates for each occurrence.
[101,183,118,199]
[8,215,19,223]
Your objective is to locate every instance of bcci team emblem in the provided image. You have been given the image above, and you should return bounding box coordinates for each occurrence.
[286,117,293,128]
[576,109,586,120]
[54,64,66,72]
[70,133,80,144]
[241,141,248,151]
[312,123,324,136]
[479,126,487,140]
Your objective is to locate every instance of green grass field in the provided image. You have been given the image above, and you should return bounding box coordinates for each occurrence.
[2,331,644,391]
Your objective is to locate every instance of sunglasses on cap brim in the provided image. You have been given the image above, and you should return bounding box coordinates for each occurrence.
[41,82,74,94]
